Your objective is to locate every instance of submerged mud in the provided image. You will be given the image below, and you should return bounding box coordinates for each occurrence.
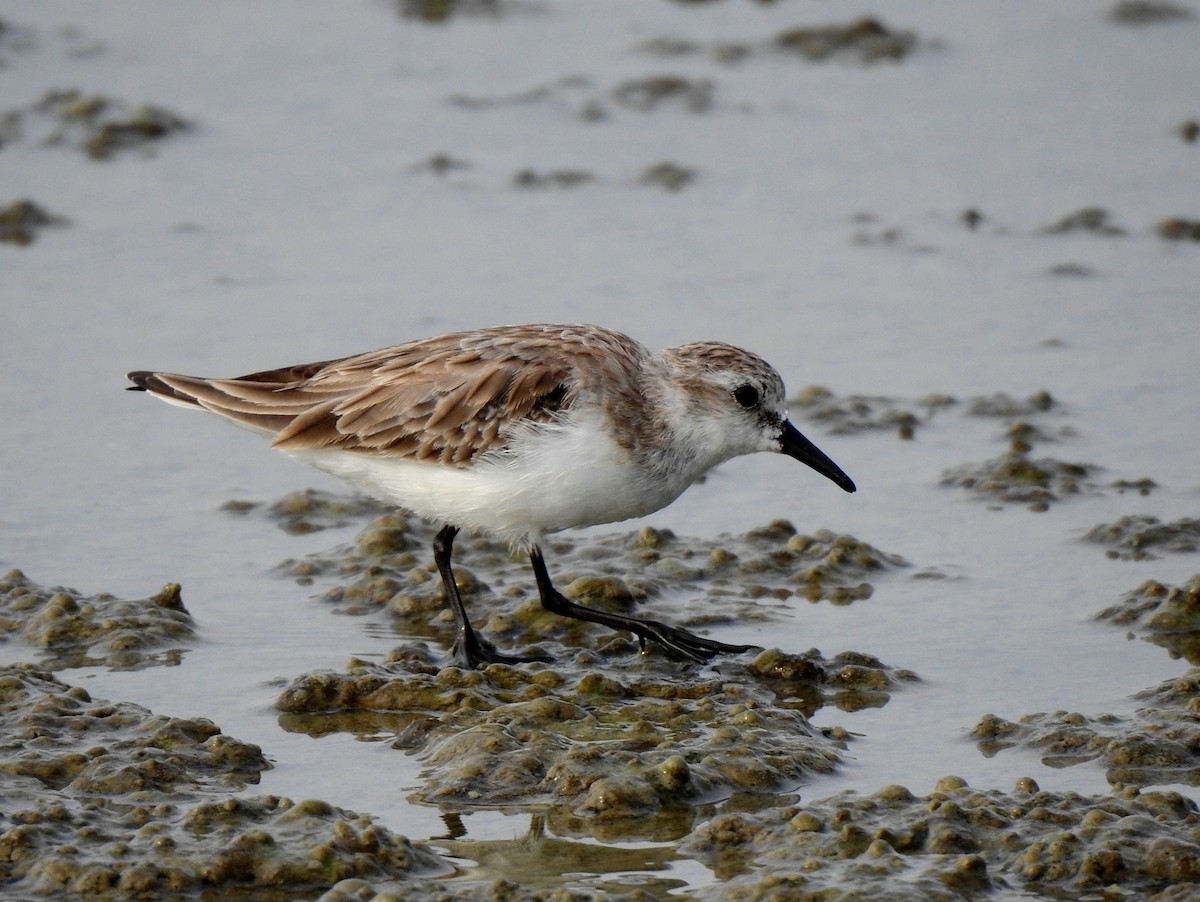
[923,389,1115,510]
[789,386,941,441]
[1109,1,1195,25]
[790,386,1110,510]
[224,489,390,536]
[396,0,509,24]
[0,664,266,796]
[0,569,193,671]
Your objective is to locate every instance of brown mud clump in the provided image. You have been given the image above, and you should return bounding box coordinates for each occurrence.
[1097,575,1200,662]
[0,665,451,898]
[774,18,918,64]
[611,75,714,113]
[1158,217,1200,241]
[975,667,1200,787]
[1042,207,1126,235]
[2,88,189,159]
[409,151,471,176]
[640,17,922,67]
[963,390,1057,418]
[790,387,1059,442]
[940,453,1097,509]
[1084,515,1200,560]
[513,169,596,190]
[679,777,1200,899]
[0,569,193,670]
[640,161,697,191]
[0,198,67,245]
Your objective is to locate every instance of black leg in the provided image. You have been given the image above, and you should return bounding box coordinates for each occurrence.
[433,525,550,668]
[528,544,759,663]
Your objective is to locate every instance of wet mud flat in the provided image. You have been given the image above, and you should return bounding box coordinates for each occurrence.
[5,463,1200,899]
[0,512,919,899]
[0,664,451,899]
[4,282,1199,896]
[4,363,1200,900]
[268,496,915,823]
[4,2,1199,899]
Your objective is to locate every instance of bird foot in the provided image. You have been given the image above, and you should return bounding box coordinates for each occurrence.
[630,619,761,664]
[448,632,553,670]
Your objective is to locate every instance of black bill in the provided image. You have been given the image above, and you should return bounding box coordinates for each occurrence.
[779,420,857,493]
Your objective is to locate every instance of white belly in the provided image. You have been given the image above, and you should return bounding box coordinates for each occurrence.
[286,413,691,546]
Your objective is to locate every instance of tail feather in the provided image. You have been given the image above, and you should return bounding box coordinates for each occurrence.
[126,371,202,408]
[126,370,295,434]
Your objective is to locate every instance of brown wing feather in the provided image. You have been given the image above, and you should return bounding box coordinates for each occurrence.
[129,325,649,467]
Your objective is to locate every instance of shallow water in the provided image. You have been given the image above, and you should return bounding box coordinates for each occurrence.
[2,1,1199,897]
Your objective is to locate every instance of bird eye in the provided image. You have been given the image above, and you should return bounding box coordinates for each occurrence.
[732,384,760,410]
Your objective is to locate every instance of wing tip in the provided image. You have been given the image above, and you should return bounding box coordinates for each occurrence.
[126,370,154,392]
[125,370,201,407]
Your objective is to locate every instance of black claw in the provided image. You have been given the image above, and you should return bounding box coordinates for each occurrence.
[633,619,760,663]
[529,541,758,664]
[449,632,553,670]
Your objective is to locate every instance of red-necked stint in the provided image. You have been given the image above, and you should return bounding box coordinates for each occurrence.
[127,323,856,668]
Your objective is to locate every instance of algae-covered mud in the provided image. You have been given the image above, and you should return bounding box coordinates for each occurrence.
[1,496,922,898]
[1086,517,1200,561]
[277,643,911,817]
[0,198,67,246]
[790,385,1114,511]
[223,490,390,537]
[974,669,1200,789]
[0,665,456,899]
[280,654,848,818]
[973,573,1200,792]
[973,572,1200,824]
[0,664,485,899]
[270,505,913,822]
[1098,576,1200,661]
[681,778,1200,900]
[0,569,192,671]
[271,502,907,626]
[640,16,922,66]
[933,391,1100,510]
[1,88,189,160]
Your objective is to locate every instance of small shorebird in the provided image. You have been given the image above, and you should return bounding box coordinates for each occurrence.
[127,324,855,668]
